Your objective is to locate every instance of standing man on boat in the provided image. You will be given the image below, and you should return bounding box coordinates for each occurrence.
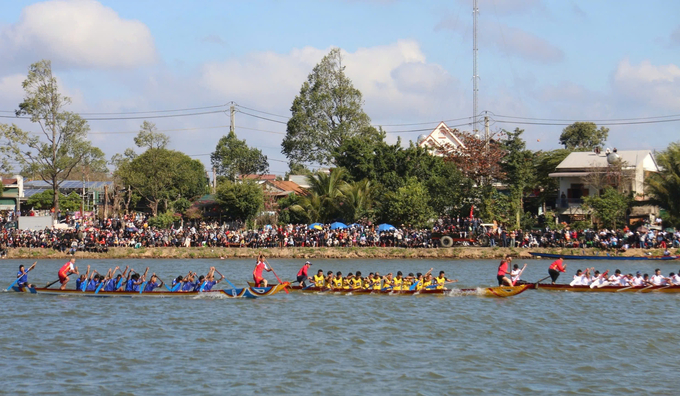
[295,261,312,288]
[497,256,513,286]
[548,257,567,284]
[253,254,272,287]
[58,257,79,290]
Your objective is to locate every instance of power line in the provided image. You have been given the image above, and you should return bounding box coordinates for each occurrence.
[237,110,288,124]
[234,105,288,119]
[0,109,226,121]
[491,117,680,127]
[488,111,680,123]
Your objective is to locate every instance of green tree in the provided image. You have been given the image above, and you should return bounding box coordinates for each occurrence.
[559,122,609,150]
[424,161,472,217]
[340,178,374,223]
[502,128,535,229]
[583,186,631,229]
[380,177,434,228]
[282,48,381,165]
[0,60,106,217]
[211,130,269,181]
[148,211,180,228]
[134,121,169,150]
[303,168,348,222]
[26,190,81,212]
[277,193,312,224]
[216,180,264,221]
[646,142,680,227]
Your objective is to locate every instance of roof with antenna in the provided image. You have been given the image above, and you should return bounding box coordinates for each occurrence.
[553,149,659,173]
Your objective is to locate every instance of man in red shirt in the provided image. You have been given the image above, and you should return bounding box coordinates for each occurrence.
[252,254,272,287]
[296,261,312,288]
[497,256,513,286]
[548,257,567,284]
[58,257,79,290]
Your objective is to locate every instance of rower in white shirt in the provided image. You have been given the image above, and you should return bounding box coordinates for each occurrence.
[570,269,587,286]
[630,272,645,287]
[589,270,609,288]
[608,269,623,286]
[669,272,680,285]
[650,269,667,286]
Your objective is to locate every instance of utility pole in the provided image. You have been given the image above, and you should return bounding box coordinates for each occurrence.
[212,166,217,194]
[472,0,479,134]
[484,114,490,151]
[230,104,236,134]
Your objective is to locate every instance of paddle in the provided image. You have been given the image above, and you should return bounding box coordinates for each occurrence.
[512,264,528,286]
[215,269,237,290]
[652,284,674,292]
[636,284,655,293]
[139,281,148,294]
[6,262,36,291]
[155,276,172,292]
[94,280,107,294]
[264,258,288,294]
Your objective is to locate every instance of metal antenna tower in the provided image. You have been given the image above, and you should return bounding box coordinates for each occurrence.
[472,0,479,134]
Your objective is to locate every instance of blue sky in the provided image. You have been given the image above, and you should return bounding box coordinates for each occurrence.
[1,0,680,176]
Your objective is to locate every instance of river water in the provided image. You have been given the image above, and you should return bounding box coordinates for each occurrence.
[1,257,678,395]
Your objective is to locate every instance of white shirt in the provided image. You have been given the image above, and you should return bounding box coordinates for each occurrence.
[670,275,680,285]
[511,269,521,283]
[631,276,645,286]
[650,274,666,286]
[571,274,586,286]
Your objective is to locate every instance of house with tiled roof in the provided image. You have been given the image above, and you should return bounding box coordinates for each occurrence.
[549,149,660,223]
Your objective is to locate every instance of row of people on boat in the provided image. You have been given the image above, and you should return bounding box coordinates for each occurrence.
[293,261,458,291]
[570,268,680,287]
[51,258,225,292]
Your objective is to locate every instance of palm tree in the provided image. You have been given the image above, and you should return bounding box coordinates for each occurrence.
[304,169,348,222]
[646,142,680,227]
[340,179,374,222]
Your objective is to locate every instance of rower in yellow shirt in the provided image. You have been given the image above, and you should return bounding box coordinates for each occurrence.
[349,271,363,289]
[393,271,404,291]
[331,271,344,289]
[312,269,325,288]
[371,273,383,290]
[343,273,353,289]
[381,273,394,290]
[435,271,458,290]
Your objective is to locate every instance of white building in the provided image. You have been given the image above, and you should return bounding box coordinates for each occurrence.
[416,121,466,156]
[549,149,660,222]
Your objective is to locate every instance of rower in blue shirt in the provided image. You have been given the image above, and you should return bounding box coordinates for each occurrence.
[143,274,164,292]
[15,262,37,288]
[201,266,225,291]
[85,274,100,291]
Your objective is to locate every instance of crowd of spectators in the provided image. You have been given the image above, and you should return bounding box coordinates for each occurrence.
[0,212,678,256]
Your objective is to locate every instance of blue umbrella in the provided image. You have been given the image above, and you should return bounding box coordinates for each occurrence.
[308,223,323,230]
[377,223,396,232]
[330,222,348,230]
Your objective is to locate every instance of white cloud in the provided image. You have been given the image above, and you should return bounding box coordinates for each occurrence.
[613,59,680,111]
[200,40,463,127]
[0,0,157,69]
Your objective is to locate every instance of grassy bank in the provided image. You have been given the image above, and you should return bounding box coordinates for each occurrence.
[2,246,674,260]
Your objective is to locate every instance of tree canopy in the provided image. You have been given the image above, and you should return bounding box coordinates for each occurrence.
[559,122,609,151]
[282,48,381,165]
[215,180,264,221]
[26,190,81,212]
[0,60,106,216]
[646,142,680,227]
[211,130,269,181]
[501,128,535,229]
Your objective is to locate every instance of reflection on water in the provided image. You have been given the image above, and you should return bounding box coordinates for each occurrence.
[1,258,678,394]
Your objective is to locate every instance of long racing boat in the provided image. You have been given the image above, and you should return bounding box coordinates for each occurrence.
[10,283,288,298]
[528,252,680,261]
[524,282,680,293]
[249,283,531,297]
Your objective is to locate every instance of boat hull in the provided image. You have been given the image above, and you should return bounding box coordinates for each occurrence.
[530,283,680,293]
[529,252,680,261]
[10,284,288,299]
[250,283,531,297]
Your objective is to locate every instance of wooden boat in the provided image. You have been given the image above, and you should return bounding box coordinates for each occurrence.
[522,282,680,293]
[10,283,288,299]
[249,283,531,297]
[529,252,680,261]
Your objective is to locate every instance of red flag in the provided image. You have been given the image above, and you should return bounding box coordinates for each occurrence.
[469,206,474,219]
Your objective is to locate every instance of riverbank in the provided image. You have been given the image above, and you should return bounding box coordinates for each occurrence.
[2,246,675,260]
